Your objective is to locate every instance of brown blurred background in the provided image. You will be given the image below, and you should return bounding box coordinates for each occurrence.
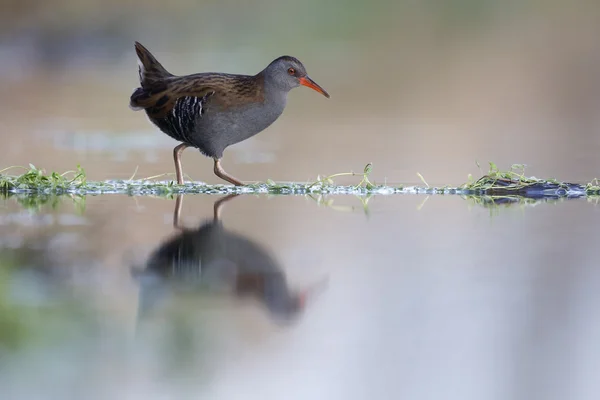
[3,3,600,399]
[2,0,600,184]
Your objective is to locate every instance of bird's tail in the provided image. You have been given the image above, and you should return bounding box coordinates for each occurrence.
[129,41,174,113]
[134,41,173,88]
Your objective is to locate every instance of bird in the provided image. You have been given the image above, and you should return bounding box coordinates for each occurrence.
[134,194,326,324]
[129,42,330,186]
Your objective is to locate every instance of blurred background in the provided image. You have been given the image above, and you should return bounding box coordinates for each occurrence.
[2,0,600,183]
[2,1,600,400]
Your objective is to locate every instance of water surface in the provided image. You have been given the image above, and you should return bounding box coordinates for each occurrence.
[3,1,600,398]
[1,192,599,400]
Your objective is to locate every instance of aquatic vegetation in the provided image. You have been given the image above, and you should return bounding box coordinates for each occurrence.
[459,162,599,199]
[462,194,567,212]
[306,163,376,190]
[0,162,598,199]
[0,163,389,196]
[1,193,86,214]
[307,193,373,217]
[585,178,600,194]
[0,164,87,193]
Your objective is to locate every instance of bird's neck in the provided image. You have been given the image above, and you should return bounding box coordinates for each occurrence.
[259,72,289,105]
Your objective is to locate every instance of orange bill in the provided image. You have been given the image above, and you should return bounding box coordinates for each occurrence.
[299,76,330,98]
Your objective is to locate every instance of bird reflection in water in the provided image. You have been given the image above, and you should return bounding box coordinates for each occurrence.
[135,194,325,325]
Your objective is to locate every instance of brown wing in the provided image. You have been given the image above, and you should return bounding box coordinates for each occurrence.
[130,73,265,119]
[130,41,265,118]
[129,76,216,118]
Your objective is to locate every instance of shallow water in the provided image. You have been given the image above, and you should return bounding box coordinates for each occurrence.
[3,1,600,398]
[1,192,600,400]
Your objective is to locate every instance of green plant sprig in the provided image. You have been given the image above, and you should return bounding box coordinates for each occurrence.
[307,163,375,190]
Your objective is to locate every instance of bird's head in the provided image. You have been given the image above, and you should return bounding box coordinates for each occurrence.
[264,56,330,98]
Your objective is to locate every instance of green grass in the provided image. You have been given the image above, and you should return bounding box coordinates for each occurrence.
[0,164,87,193]
[0,163,389,196]
[459,162,600,196]
[0,162,598,198]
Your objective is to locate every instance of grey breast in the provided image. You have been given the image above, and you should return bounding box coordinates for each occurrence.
[149,89,287,159]
[196,91,288,158]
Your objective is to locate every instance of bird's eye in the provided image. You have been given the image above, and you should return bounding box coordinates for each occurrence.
[287,68,295,75]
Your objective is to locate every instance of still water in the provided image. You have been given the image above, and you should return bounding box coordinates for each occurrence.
[3,2,600,396]
[1,190,600,400]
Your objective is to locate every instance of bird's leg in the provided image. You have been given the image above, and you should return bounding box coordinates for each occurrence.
[213,158,244,186]
[173,143,190,185]
[173,194,185,230]
[173,193,238,230]
[213,193,240,221]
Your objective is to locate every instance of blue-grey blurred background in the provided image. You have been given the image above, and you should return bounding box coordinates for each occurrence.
[2,2,600,400]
